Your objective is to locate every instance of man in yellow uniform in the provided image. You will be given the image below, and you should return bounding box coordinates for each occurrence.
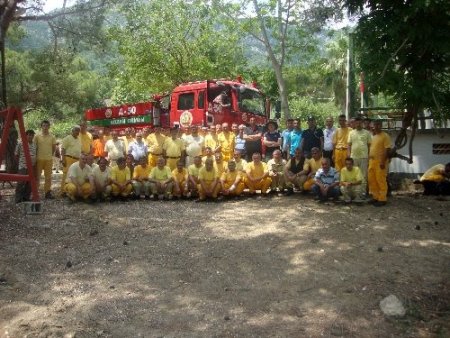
[419,163,450,195]
[332,114,352,171]
[267,149,288,194]
[340,157,363,203]
[34,120,56,199]
[79,120,93,155]
[197,158,220,201]
[204,126,220,153]
[202,146,215,164]
[220,160,245,198]
[104,130,126,166]
[92,157,111,201]
[163,127,185,170]
[60,125,82,194]
[172,160,189,198]
[187,155,203,197]
[132,156,152,199]
[245,152,272,195]
[214,152,227,178]
[121,128,135,153]
[303,147,323,191]
[147,127,166,167]
[232,150,248,173]
[368,119,391,206]
[149,157,174,200]
[109,157,133,199]
[64,153,94,202]
[217,122,235,162]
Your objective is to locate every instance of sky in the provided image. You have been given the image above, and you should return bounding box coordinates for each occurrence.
[43,0,76,12]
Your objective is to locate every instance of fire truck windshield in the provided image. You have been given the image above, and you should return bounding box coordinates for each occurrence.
[238,89,265,116]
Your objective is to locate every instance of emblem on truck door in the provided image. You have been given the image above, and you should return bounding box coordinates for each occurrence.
[105,109,112,118]
[180,110,193,127]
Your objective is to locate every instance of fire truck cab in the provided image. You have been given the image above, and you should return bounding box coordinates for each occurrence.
[85,78,269,131]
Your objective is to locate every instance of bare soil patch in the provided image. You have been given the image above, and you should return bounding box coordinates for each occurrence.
[0,181,449,337]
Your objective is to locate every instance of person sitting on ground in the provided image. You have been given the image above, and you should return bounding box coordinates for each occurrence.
[340,157,363,203]
[86,153,98,170]
[172,160,189,198]
[302,147,324,191]
[214,152,226,177]
[92,157,111,201]
[232,150,248,173]
[15,129,37,203]
[197,158,220,202]
[267,149,288,194]
[245,152,272,196]
[132,156,152,199]
[109,157,133,200]
[64,153,95,202]
[285,148,307,194]
[220,160,245,198]
[149,157,174,200]
[187,155,203,197]
[312,158,340,202]
[419,163,450,196]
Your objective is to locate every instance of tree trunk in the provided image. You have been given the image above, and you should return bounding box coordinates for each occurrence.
[0,34,7,108]
[274,67,290,120]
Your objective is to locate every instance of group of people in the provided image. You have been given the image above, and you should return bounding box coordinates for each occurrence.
[14,115,450,204]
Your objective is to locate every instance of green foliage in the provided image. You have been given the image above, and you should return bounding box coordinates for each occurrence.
[108,0,248,103]
[22,108,79,139]
[344,0,450,119]
[289,95,341,127]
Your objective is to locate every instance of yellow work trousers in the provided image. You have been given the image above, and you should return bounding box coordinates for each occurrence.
[150,182,173,196]
[222,181,245,196]
[288,174,307,191]
[334,148,348,171]
[368,159,388,202]
[221,151,233,163]
[303,177,315,191]
[65,182,92,200]
[132,180,151,196]
[173,179,187,197]
[245,177,272,194]
[198,181,221,199]
[111,183,133,197]
[36,159,53,193]
[61,156,78,192]
[166,157,180,171]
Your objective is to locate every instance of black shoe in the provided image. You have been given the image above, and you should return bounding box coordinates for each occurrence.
[373,201,387,207]
[45,192,55,199]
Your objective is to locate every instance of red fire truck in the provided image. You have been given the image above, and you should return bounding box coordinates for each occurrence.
[85,78,270,131]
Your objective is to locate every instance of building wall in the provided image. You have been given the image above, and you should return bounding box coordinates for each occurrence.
[388,130,450,174]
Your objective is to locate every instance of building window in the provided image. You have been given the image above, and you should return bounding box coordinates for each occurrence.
[432,144,450,155]
[178,93,194,110]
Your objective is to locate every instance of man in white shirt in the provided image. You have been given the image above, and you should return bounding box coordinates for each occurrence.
[323,116,336,165]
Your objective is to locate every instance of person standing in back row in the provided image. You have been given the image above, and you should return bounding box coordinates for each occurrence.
[34,120,57,199]
[300,116,323,158]
[244,117,262,162]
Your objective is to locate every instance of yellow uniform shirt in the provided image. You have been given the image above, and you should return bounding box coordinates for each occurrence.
[202,155,215,164]
[246,162,268,178]
[67,162,93,185]
[214,162,226,177]
[104,139,125,161]
[172,168,188,182]
[369,132,391,161]
[340,166,363,183]
[150,166,172,181]
[221,170,241,184]
[348,129,371,159]
[147,133,166,155]
[110,166,131,183]
[92,166,110,186]
[163,137,185,157]
[303,157,323,174]
[34,133,56,160]
[198,167,219,183]
[217,132,235,154]
[80,131,93,154]
[61,135,82,158]
[204,134,218,150]
[234,159,248,172]
[333,127,352,149]
[421,164,445,182]
[133,165,152,179]
[188,164,203,178]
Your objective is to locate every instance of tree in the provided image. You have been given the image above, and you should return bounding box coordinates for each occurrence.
[343,0,450,121]
[216,0,342,119]
[108,0,249,103]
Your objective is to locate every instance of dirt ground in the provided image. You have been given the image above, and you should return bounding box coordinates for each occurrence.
[0,177,449,338]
